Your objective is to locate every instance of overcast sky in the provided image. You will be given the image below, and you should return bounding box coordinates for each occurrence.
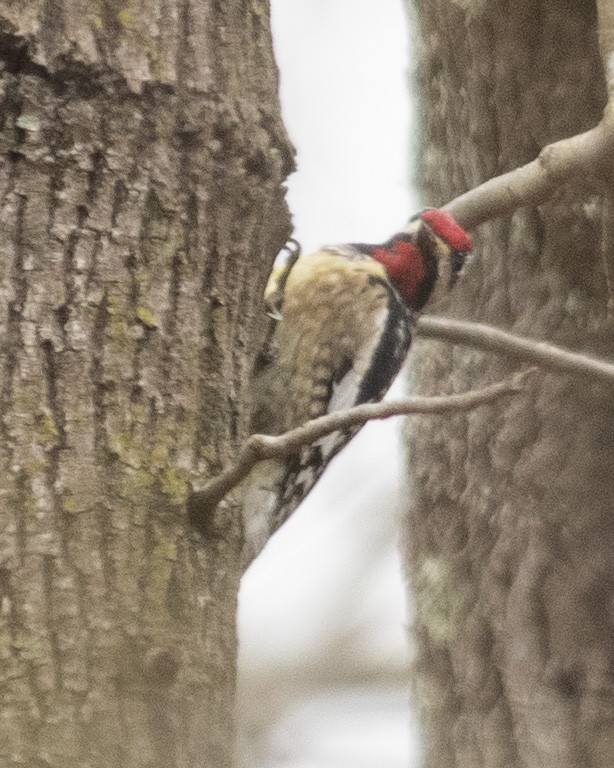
[238,2,420,766]
[269,0,417,252]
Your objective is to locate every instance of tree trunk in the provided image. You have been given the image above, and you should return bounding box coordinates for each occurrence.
[0,2,292,766]
[403,2,614,766]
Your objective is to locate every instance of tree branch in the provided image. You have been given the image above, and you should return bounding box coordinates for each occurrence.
[431,2,614,232]
[440,121,614,231]
[188,372,531,522]
[416,316,614,386]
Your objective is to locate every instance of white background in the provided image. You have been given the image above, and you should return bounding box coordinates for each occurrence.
[238,2,421,765]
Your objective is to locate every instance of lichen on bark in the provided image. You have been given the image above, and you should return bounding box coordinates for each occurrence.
[0,1,293,766]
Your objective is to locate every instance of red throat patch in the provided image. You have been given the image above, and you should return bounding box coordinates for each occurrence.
[420,209,473,252]
[372,240,426,302]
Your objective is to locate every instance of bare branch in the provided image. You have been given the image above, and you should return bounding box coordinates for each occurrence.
[188,373,530,522]
[430,2,614,233]
[440,121,614,231]
[417,316,614,385]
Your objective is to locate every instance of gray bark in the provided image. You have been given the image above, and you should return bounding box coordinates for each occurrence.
[404,1,614,767]
[0,2,292,766]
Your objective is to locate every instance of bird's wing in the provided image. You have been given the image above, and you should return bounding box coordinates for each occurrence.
[242,250,413,567]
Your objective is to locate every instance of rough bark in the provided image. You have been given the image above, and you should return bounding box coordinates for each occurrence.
[0,2,292,766]
[403,2,614,767]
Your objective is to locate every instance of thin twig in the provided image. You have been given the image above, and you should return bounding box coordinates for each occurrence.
[416,316,614,385]
[188,372,531,519]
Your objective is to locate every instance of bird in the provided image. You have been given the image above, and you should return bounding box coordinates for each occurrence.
[242,208,472,565]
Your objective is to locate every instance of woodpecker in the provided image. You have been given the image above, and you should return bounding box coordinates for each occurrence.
[243,208,472,565]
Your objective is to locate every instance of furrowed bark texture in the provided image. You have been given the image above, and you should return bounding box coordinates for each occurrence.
[404,2,614,766]
[0,2,292,766]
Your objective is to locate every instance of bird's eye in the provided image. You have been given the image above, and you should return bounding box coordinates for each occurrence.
[450,250,467,284]
[455,249,468,271]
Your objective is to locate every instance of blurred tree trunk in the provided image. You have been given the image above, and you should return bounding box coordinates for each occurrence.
[0,2,291,766]
[404,2,614,766]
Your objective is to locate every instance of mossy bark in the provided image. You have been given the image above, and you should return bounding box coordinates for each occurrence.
[404,2,614,766]
[0,2,292,766]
